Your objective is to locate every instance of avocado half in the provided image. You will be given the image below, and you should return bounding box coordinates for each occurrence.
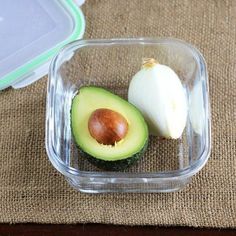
[71,86,148,171]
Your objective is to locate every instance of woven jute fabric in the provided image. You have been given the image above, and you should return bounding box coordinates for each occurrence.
[0,0,235,227]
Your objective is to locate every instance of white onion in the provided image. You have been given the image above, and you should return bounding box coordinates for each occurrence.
[128,58,187,139]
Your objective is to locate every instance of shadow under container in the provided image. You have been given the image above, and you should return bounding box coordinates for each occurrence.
[46,38,211,193]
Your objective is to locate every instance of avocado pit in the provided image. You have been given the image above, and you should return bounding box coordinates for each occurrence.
[88,108,128,145]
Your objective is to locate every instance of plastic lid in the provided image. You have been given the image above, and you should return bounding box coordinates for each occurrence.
[0,0,85,90]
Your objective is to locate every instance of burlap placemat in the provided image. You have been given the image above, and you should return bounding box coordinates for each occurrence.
[0,0,235,228]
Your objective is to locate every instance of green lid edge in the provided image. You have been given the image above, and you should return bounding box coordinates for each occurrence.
[0,0,85,89]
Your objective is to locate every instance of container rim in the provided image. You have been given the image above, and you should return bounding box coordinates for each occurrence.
[46,37,211,181]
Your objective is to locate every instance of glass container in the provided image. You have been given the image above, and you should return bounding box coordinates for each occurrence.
[46,38,211,193]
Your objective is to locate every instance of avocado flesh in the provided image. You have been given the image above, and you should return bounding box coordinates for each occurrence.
[71,86,148,170]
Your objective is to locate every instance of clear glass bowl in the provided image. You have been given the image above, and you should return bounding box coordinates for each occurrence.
[46,38,211,193]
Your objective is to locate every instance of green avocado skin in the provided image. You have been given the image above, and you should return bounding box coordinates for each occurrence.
[76,140,148,171]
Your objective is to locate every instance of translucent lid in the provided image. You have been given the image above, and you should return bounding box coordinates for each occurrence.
[0,0,85,90]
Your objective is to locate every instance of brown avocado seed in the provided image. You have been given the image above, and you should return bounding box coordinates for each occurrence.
[88,108,128,145]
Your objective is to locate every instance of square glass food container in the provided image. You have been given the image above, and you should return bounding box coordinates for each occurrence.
[46,38,211,193]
